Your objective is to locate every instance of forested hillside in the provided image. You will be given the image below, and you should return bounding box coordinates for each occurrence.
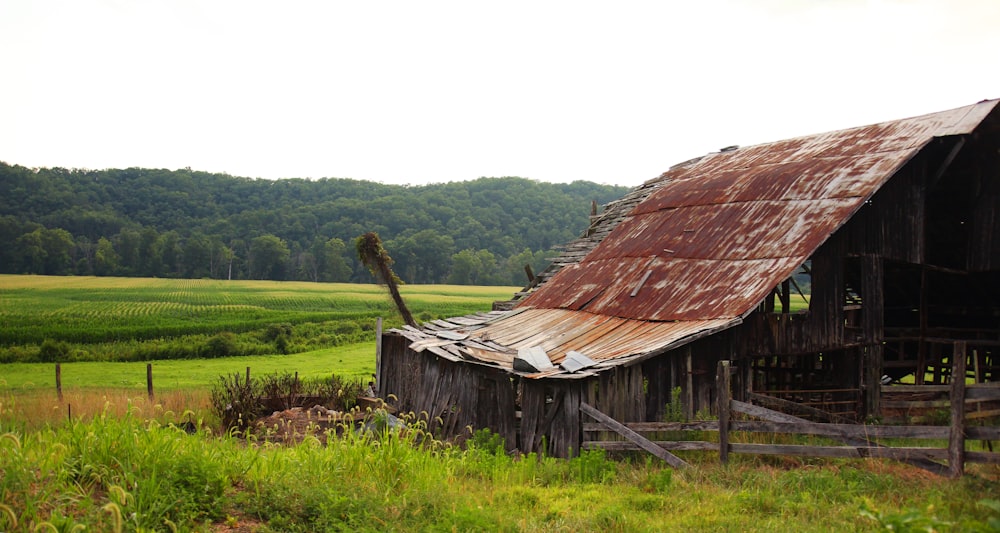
[0,162,629,285]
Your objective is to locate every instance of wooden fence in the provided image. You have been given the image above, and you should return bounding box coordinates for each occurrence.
[583,344,1000,477]
[55,363,256,401]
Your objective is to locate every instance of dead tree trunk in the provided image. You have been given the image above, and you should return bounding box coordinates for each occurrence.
[356,232,417,328]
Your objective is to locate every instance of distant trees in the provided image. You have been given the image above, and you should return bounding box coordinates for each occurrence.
[0,162,629,284]
[16,227,75,275]
[249,235,290,280]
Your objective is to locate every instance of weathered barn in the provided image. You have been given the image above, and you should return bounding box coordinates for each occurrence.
[379,99,1000,457]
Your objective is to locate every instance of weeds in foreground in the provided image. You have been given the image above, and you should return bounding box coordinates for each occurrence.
[0,387,212,432]
[1,409,998,531]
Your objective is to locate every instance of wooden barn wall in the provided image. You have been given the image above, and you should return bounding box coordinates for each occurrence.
[642,354,675,422]
[378,333,518,450]
[585,366,645,423]
[641,331,741,422]
[966,133,1000,271]
[519,379,583,458]
[738,232,846,357]
[846,156,925,262]
[378,334,425,411]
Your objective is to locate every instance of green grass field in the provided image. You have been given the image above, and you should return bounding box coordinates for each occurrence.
[0,343,376,391]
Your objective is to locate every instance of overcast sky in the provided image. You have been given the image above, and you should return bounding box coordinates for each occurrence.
[2,1,998,187]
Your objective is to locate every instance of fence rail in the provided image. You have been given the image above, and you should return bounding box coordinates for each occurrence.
[582,343,1000,477]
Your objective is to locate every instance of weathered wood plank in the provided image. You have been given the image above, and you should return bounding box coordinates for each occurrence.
[435,330,468,341]
[584,420,955,439]
[580,402,689,469]
[748,392,852,423]
[884,385,951,393]
[729,443,949,461]
[967,409,1000,421]
[966,451,1000,465]
[967,426,1000,440]
[583,440,717,452]
[732,400,803,423]
[731,421,951,440]
[582,421,720,432]
[966,386,1000,401]
[881,400,950,409]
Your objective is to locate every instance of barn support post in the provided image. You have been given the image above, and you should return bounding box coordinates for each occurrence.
[916,268,928,385]
[948,341,967,478]
[861,254,884,418]
[717,360,732,465]
[684,346,694,420]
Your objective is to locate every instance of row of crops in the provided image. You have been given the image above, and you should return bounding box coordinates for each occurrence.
[0,274,518,361]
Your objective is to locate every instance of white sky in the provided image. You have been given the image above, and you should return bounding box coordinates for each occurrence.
[1,1,998,187]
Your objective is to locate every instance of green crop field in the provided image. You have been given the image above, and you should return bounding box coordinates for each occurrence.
[0,274,518,347]
[0,274,517,364]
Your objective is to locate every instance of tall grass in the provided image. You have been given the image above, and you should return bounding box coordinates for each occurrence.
[0,387,213,432]
[2,410,998,532]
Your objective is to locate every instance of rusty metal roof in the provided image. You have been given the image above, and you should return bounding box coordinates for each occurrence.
[520,99,1000,321]
[394,99,1000,378]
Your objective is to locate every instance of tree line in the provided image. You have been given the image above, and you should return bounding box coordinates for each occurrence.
[0,162,629,285]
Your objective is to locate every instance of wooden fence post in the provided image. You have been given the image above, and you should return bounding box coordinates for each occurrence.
[146,363,154,400]
[56,363,63,402]
[717,360,732,465]
[246,366,251,383]
[948,341,967,478]
[375,317,383,393]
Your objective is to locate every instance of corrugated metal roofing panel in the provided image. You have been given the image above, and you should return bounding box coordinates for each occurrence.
[451,308,737,374]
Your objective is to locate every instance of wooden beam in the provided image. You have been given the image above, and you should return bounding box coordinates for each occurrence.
[580,402,689,469]
[929,136,966,187]
[631,269,653,297]
[780,279,790,314]
[583,440,717,452]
